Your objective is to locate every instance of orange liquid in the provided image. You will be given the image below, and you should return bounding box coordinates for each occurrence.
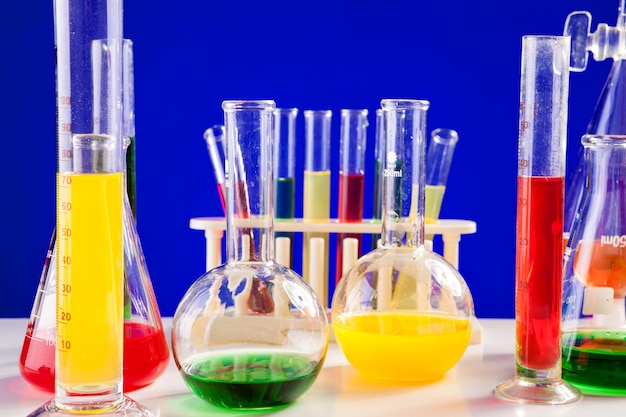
[574,238,626,298]
[333,312,471,381]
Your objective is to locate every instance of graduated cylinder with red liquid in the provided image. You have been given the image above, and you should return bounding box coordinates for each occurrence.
[495,35,581,404]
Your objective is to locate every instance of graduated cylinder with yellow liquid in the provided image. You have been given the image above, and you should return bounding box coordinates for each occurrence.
[331,99,474,382]
[56,136,124,391]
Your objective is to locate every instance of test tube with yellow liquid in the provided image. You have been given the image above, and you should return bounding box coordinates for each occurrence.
[302,110,332,306]
[425,128,459,225]
[29,0,151,415]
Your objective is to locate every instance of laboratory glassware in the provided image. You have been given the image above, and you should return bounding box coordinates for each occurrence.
[331,99,474,382]
[564,2,626,240]
[371,109,384,250]
[171,100,329,410]
[274,108,298,264]
[494,35,581,404]
[561,134,626,395]
[28,13,151,414]
[336,109,368,283]
[20,39,169,395]
[302,110,332,306]
[425,128,459,227]
[203,124,227,212]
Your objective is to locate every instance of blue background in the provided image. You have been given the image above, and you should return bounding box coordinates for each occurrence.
[0,1,618,319]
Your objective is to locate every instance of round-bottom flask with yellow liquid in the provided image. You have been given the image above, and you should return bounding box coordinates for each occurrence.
[331,99,474,382]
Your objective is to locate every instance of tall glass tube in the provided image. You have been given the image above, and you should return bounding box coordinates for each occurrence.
[336,109,368,283]
[28,0,151,415]
[302,110,332,307]
[371,109,384,249]
[495,35,581,404]
[123,39,137,219]
[274,108,298,261]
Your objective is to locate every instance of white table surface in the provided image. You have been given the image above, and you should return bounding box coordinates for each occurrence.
[2,318,625,416]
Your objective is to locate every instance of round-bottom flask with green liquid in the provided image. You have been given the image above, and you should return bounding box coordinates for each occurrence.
[172,100,328,410]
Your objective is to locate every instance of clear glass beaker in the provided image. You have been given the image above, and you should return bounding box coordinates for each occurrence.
[21,38,168,396]
[171,100,329,410]
[331,99,474,382]
[562,134,626,395]
[335,109,368,283]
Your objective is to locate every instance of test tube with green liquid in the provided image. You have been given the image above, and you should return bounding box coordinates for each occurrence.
[302,110,332,307]
[273,108,298,263]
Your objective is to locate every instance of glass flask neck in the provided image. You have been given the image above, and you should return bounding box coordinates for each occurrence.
[223,100,276,263]
[379,99,430,248]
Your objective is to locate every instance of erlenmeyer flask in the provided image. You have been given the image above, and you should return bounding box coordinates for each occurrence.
[562,134,626,395]
[19,39,169,393]
[331,99,474,382]
[171,100,328,409]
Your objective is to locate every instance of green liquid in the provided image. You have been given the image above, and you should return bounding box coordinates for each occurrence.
[562,330,626,395]
[181,351,322,409]
[302,170,330,306]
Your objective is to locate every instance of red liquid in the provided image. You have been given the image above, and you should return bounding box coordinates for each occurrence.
[336,173,365,283]
[19,321,169,392]
[217,182,226,214]
[516,176,564,370]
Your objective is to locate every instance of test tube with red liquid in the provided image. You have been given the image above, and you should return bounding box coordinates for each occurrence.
[495,35,582,404]
[204,125,227,213]
[336,109,368,283]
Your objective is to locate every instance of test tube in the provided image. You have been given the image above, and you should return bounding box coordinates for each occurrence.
[495,35,581,404]
[336,109,368,283]
[302,110,332,307]
[425,128,458,224]
[273,108,298,264]
[425,128,459,240]
[371,109,384,249]
[28,0,151,416]
[203,124,227,213]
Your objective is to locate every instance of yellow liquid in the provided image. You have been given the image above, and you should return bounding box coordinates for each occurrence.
[333,312,471,381]
[425,184,446,224]
[303,170,330,305]
[56,172,124,391]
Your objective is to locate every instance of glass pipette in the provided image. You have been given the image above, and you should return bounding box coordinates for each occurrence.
[495,35,581,404]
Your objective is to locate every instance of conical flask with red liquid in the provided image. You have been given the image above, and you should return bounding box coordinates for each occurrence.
[19,39,169,393]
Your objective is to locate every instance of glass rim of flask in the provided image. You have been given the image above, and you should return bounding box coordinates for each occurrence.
[222,99,275,111]
[381,98,430,111]
[582,134,626,147]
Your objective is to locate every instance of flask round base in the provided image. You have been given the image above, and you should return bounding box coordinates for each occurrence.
[27,396,152,417]
[495,376,582,405]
